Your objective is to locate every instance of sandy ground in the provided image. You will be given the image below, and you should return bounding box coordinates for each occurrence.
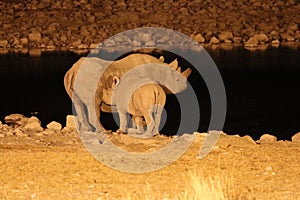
[0,131,300,200]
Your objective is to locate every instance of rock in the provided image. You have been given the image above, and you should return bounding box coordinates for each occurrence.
[20,38,29,46]
[242,135,256,144]
[288,23,298,31]
[209,37,220,45]
[292,132,300,142]
[258,134,277,143]
[0,133,5,138]
[0,39,8,48]
[66,115,76,129]
[232,37,242,43]
[46,121,62,131]
[244,37,258,48]
[24,116,43,132]
[280,33,290,41]
[218,31,233,42]
[269,31,280,40]
[193,33,205,43]
[254,34,269,44]
[271,39,280,44]
[14,127,27,137]
[28,33,42,42]
[4,114,28,127]
[287,36,295,42]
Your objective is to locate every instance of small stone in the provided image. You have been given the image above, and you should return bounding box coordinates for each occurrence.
[14,127,26,136]
[0,39,8,48]
[258,134,277,143]
[193,33,205,43]
[46,121,62,131]
[244,37,258,48]
[242,135,256,144]
[209,37,220,45]
[77,44,89,49]
[271,39,280,44]
[292,132,300,142]
[218,31,233,42]
[0,133,5,138]
[270,31,280,40]
[20,38,28,46]
[287,36,295,42]
[232,37,242,43]
[265,166,273,171]
[66,115,76,129]
[28,33,41,42]
[24,116,43,132]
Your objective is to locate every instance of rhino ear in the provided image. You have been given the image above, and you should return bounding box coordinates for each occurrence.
[182,68,192,79]
[176,66,181,73]
[112,76,120,88]
[159,56,164,63]
[169,58,178,70]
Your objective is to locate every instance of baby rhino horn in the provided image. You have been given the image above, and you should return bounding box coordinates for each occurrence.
[159,56,164,63]
[182,68,192,79]
[169,58,178,70]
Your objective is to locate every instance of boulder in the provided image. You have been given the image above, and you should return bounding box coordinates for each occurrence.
[4,114,28,127]
[209,37,220,45]
[218,31,233,42]
[46,121,62,131]
[271,39,280,45]
[24,116,43,132]
[254,34,269,44]
[269,31,280,40]
[258,134,277,143]
[244,37,258,48]
[66,115,76,129]
[292,132,300,143]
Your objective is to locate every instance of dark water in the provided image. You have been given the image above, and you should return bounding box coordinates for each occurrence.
[0,45,299,140]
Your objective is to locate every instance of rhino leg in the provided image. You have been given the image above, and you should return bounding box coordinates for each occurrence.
[144,111,155,137]
[152,105,163,136]
[118,111,128,133]
[128,116,144,135]
[73,97,92,131]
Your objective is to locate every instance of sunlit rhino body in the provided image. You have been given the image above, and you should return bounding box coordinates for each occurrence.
[64,53,180,132]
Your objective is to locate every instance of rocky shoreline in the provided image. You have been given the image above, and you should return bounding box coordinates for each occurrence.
[1,113,300,144]
[0,0,300,54]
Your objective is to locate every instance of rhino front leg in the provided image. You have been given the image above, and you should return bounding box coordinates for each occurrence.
[117,111,128,134]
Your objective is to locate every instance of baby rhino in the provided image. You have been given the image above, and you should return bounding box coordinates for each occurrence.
[106,78,166,137]
[103,63,192,137]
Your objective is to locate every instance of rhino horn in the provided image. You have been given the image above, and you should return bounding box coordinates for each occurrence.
[176,66,181,73]
[169,58,178,70]
[182,68,192,79]
[159,56,165,63]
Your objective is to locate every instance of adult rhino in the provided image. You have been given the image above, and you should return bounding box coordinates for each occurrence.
[64,53,181,133]
[102,63,192,136]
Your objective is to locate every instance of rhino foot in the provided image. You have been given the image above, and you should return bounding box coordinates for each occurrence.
[116,129,126,134]
[127,128,144,135]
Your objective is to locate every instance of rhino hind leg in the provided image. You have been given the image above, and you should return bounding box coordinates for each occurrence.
[152,105,163,136]
[144,110,155,137]
[73,97,92,132]
[128,116,144,135]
